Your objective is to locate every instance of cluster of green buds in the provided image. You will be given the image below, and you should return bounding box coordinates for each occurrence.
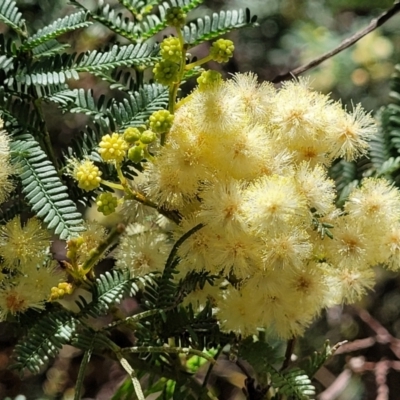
[153,8,186,85]
[153,6,234,89]
[96,192,119,216]
[196,70,222,90]
[123,109,174,162]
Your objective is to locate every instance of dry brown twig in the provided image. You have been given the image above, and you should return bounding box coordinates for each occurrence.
[317,307,400,400]
[272,1,400,83]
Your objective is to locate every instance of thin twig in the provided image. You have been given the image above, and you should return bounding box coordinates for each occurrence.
[280,337,296,371]
[74,348,92,400]
[272,1,400,83]
[104,336,145,400]
[80,223,125,274]
[201,347,223,390]
[116,353,145,400]
[121,345,216,364]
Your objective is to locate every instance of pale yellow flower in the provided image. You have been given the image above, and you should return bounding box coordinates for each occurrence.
[0,217,51,269]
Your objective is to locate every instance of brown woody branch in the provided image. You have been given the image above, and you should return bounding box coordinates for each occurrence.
[272,1,400,84]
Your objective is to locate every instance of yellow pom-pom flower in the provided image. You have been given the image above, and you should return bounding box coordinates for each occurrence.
[160,37,182,63]
[50,282,74,301]
[72,158,102,191]
[98,133,128,163]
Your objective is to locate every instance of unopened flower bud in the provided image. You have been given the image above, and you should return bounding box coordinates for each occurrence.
[165,7,186,28]
[128,145,145,163]
[140,130,157,144]
[124,127,141,144]
[210,39,235,63]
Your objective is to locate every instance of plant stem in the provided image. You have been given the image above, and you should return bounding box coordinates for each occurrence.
[185,55,213,70]
[74,348,92,400]
[105,309,160,329]
[121,345,216,364]
[80,223,125,274]
[161,29,187,145]
[103,337,145,400]
[280,337,296,372]
[102,180,125,191]
[201,347,222,390]
[33,99,60,173]
[116,352,145,400]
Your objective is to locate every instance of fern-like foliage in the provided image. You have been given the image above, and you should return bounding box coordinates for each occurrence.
[31,40,71,59]
[10,136,85,239]
[238,336,282,375]
[109,83,169,130]
[20,11,92,51]
[76,270,139,318]
[70,0,204,43]
[0,0,26,37]
[371,64,400,185]
[300,340,335,379]
[268,366,315,400]
[148,223,204,309]
[12,307,80,374]
[184,8,257,46]
[329,159,359,206]
[13,43,158,87]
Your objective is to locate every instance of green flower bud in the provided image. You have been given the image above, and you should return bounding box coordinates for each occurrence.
[209,39,235,63]
[140,130,157,144]
[165,7,186,28]
[124,127,141,144]
[153,59,180,85]
[96,192,118,216]
[128,145,145,163]
[149,109,174,134]
[197,70,222,90]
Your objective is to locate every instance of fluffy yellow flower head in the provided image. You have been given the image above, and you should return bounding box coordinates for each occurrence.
[0,217,51,269]
[124,73,400,339]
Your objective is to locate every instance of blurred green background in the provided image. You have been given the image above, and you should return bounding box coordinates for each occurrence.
[2,0,400,399]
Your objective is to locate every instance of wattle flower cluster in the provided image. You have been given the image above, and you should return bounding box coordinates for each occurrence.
[117,73,400,338]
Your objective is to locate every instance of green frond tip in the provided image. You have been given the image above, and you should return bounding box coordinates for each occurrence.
[109,83,170,131]
[0,0,26,37]
[32,40,71,58]
[76,270,139,319]
[21,11,92,51]
[132,0,205,42]
[15,43,158,87]
[70,0,139,42]
[183,8,257,47]
[301,340,341,378]
[238,336,282,375]
[11,308,79,374]
[10,136,85,240]
[268,366,315,400]
[0,54,14,73]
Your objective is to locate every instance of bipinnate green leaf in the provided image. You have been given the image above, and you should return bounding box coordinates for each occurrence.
[0,0,26,37]
[10,136,85,240]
